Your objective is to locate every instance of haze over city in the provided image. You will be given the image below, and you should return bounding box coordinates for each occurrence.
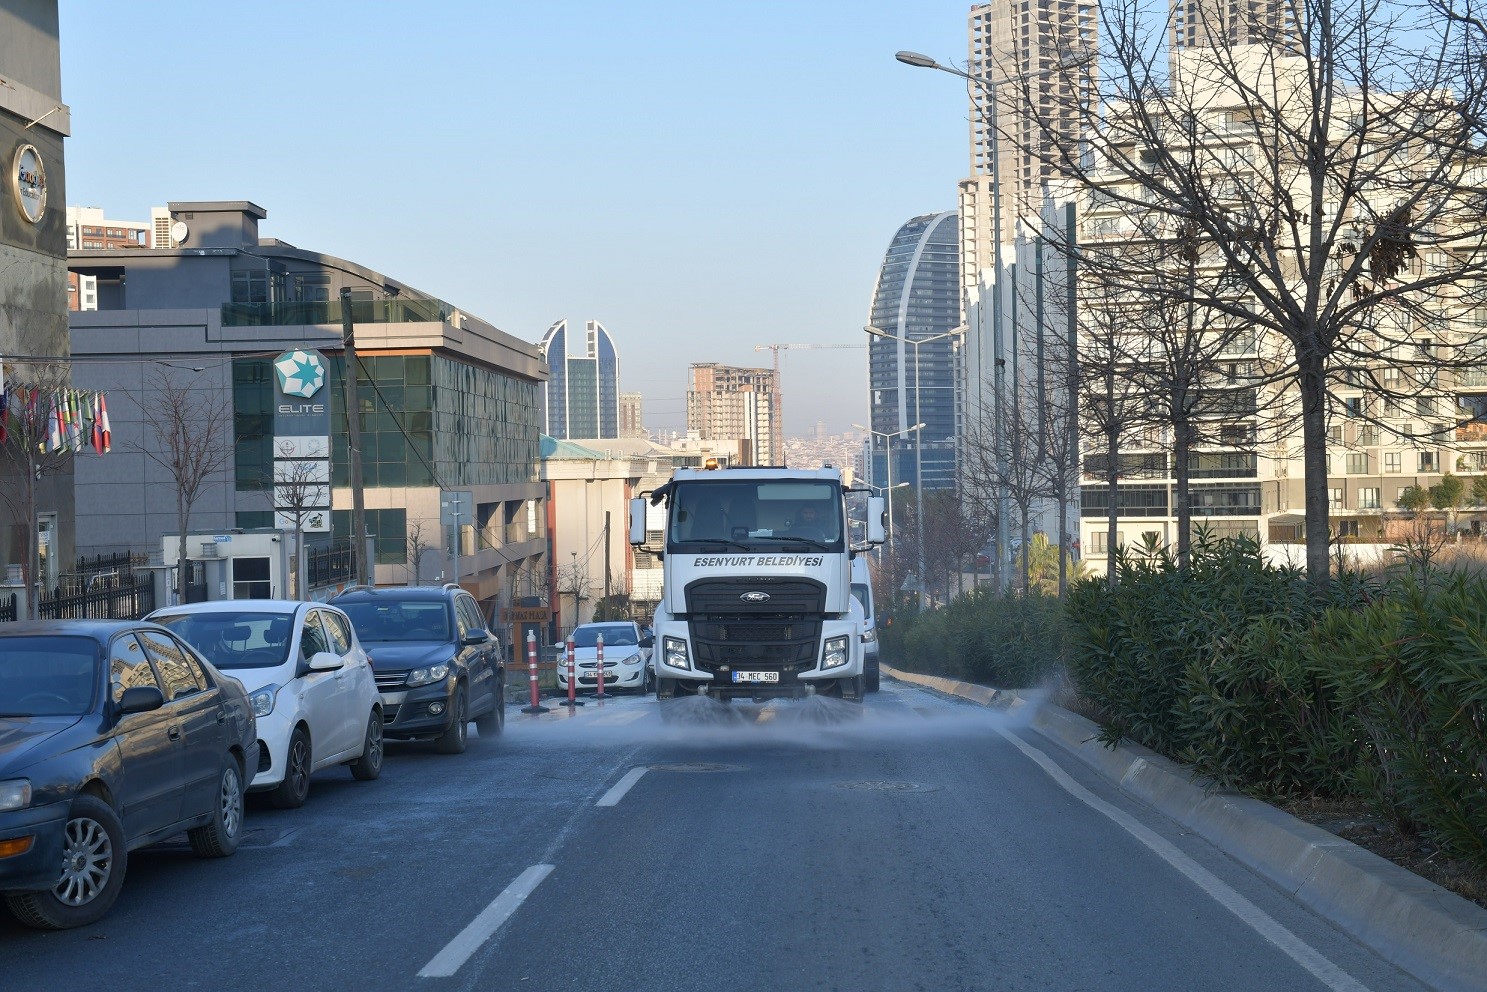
[57,1,983,437]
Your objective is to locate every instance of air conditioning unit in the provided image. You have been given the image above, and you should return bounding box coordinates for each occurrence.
[199,542,220,558]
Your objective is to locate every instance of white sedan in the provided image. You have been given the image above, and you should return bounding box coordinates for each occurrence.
[147,601,383,808]
[555,621,654,695]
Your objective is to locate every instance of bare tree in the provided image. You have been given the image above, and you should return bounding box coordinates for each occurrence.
[133,369,232,605]
[405,517,436,586]
[0,365,80,618]
[1002,0,1487,587]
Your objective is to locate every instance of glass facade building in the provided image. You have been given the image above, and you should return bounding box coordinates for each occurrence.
[539,318,619,439]
[866,211,961,492]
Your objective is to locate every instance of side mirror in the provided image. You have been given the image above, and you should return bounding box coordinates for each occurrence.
[117,685,165,716]
[639,635,654,648]
[867,496,886,545]
[306,650,344,671]
[629,497,647,546]
[463,628,491,646]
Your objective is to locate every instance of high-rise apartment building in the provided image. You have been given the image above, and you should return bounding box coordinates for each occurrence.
[865,211,962,493]
[686,363,778,466]
[960,0,1098,479]
[619,391,645,437]
[1170,0,1301,51]
[539,318,619,440]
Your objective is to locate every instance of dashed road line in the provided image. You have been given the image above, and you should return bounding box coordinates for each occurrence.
[596,766,648,807]
[417,864,555,978]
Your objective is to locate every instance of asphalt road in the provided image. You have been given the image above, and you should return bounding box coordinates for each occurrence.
[0,682,1440,992]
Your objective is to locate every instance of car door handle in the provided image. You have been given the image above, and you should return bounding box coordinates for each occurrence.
[215,709,227,724]
[168,726,182,741]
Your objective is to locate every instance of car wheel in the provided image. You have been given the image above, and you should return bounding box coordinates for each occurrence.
[188,754,244,858]
[4,795,128,930]
[474,675,505,737]
[434,685,468,754]
[349,712,384,781]
[269,726,312,809]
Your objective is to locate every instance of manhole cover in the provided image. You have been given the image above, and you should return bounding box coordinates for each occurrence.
[649,762,740,773]
[836,781,940,793]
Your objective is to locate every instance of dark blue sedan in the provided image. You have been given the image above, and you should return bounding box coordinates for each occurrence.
[0,620,258,929]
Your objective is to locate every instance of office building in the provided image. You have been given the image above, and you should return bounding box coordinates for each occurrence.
[619,391,645,437]
[865,211,961,493]
[1,0,74,596]
[686,363,777,466]
[68,200,549,616]
[539,318,619,440]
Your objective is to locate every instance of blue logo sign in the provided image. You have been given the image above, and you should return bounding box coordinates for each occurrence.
[274,350,326,399]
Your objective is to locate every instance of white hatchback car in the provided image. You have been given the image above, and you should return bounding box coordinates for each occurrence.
[555,621,653,694]
[147,601,383,808]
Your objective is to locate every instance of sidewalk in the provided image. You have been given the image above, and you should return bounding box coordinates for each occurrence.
[882,664,1487,992]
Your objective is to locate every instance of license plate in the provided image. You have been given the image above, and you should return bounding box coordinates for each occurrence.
[732,671,779,683]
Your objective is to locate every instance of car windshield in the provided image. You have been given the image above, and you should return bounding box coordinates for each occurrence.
[572,625,636,648]
[0,637,99,717]
[338,601,451,642]
[667,480,843,550]
[151,611,293,669]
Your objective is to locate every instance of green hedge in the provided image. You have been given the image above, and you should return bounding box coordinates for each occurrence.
[1064,535,1487,869]
[881,589,1067,689]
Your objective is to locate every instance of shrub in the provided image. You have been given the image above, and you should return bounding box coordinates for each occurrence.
[883,588,1066,689]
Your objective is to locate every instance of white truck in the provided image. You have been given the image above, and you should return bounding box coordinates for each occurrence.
[630,463,885,704]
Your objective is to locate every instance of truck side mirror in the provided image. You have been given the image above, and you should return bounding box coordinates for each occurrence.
[867,496,886,545]
[629,497,647,546]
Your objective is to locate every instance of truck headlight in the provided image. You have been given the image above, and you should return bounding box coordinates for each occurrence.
[821,635,851,670]
[0,779,31,813]
[248,684,280,718]
[663,636,691,671]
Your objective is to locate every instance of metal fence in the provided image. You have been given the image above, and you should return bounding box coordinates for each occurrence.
[0,593,15,623]
[308,540,355,589]
[37,571,156,621]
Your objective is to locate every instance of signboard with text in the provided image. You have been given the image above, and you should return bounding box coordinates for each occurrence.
[272,349,332,533]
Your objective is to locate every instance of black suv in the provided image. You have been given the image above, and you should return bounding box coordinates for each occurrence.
[330,584,503,754]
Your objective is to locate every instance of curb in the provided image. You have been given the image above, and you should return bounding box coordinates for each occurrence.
[882,664,1487,992]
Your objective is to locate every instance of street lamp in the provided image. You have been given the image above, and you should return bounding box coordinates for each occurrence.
[853,423,921,565]
[864,325,965,609]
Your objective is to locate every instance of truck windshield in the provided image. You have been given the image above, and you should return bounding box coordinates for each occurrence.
[667,480,843,550]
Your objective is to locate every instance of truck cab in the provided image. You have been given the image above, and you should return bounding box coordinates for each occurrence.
[631,464,885,704]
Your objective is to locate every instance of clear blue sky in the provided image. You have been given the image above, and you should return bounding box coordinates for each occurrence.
[59,1,976,437]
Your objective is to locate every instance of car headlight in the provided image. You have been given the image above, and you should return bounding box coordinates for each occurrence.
[406,662,451,688]
[248,684,280,718]
[861,628,877,643]
[0,779,31,813]
[821,635,851,671]
[663,636,690,671]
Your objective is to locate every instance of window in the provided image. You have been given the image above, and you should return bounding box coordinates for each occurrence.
[136,630,205,700]
[1343,397,1362,418]
[322,611,353,654]
[1328,488,1345,511]
[1346,453,1368,474]
[300,613,330,660]
[1359,487,1381,509]
[1338,520,1361,538]
[1384,451,1401,472]
[233,557,272,599]
[1328,425,1344,443]
[109,634,160,704]
[231,270,270,304]
[457,595,484,635]
[1417,396,1437,417]
[1419,450,1439,472]
[1358,426,1379,446]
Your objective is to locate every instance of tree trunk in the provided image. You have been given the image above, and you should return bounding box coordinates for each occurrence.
[1299,350,1331,589]
[1106,426,1120,591]
[177,495,191,607]
[23,448,38,620]
[1173,415,1192,568]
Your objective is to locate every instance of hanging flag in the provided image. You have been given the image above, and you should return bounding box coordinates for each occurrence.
[90,392,104,455]
[48,393,63,452]
[72,390,84,452]
[99,393,111,453]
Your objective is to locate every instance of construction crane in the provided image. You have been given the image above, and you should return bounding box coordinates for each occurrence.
[754,343,865,458]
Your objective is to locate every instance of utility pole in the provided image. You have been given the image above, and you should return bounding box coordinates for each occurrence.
[603,511,612,603]
[339,288,369,586]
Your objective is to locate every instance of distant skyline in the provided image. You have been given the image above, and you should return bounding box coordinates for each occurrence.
[57,2,980,435]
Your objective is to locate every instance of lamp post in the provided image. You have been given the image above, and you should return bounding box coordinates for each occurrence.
[864,325,965,608]
[852,424,920,564]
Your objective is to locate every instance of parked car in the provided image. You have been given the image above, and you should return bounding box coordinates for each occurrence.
[850,557,880,692]
[556,621,653,695]
[0,620,257,930]
[330,584,504,753]
[147,601,383,809]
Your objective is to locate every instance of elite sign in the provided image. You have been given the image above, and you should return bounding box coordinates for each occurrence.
[272,349,332,533]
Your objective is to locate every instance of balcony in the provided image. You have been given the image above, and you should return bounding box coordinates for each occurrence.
[1456,421,1487,443]
[222,297,454,328]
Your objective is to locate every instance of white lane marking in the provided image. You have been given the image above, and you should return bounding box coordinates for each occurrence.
[996,726,1373,992]
[596,766,649,807]
[417,864,555,979]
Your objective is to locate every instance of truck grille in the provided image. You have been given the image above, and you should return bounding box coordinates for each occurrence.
[684,577,826,615]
